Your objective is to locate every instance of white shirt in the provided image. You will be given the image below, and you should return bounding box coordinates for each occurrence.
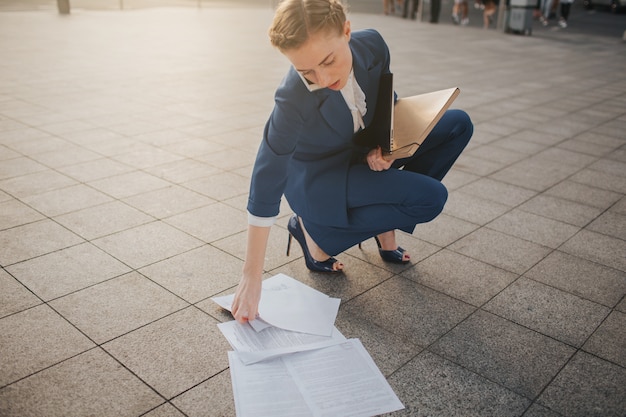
[248,69,367,227]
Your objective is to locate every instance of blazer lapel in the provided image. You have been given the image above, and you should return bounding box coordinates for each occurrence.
[317,89,354,138]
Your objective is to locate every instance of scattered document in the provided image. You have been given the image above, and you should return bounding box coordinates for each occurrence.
[212,273,340,336]
[229,339,405,417]
[218,320,347,365]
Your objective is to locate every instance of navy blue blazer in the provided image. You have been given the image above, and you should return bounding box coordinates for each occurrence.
[247,29,391,228]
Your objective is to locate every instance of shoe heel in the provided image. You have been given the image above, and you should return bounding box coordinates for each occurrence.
[287,233,292,256]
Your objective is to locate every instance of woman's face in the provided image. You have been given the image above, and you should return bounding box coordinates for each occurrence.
[284,21,353,91]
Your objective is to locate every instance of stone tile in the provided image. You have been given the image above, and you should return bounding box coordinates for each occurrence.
[164,203,246,244]
[443,191,511,225]
[182,171,249,201]
[56,158,135,183]
[588,158,626,178]
[457,178,537,207]
[0,219,84,266]
[0,348,162,417]
[197,147,257,171]
[50,272,188,344]
[0,304,94,387]
[172,370,235,417]
[123,185,214,219]
[413,213,479,247]
[535,147,599,168]
[453,153,507,177]
[484,278,610,347]
[560,229,626,272]
[4,136,70,156]
[0,157,47,180]
[111,146,184,169]
[335,309,423,377]
[162,137,224,158]
[616,296,626,313]
[103,307,229,399]
[449,228,552,274]
[403,249,518,307]
[489,157,581,192]
[206,128,262,151]
[264,253,395,307]
[538,351,626,417]
[0,145,20,161]
[0,268,40,318]
[342,276,475,347]
[557,136,616,158]
[92,221,203,269]
[611,196,626,215]
[87,170,172,199]
[440,169,480,191]
[142,403,185,417]
[0,199,44,230]
[486,209,580,249]
[0,127,49,145]
[582,310,626,368]
[518,194,604,227]
[525,251,626,308]
[131,129,190,147]
[569,168,626,194]
[546,179,623,210]
[29,146,102,169]
[465,144,527,166]
[0,169,77,199]
[491,134,548,156]
[388,351,530,417]
[522,403,564,417]
[144,158,220,184]
[54,200,154,240]
[7,242,130,301]
[139,245,242,304]
[345,233,440,272]
[586,210,626,240]
[431,310,575,398]
[21,184,113,217]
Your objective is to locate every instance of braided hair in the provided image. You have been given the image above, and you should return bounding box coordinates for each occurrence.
[269,0,348,51]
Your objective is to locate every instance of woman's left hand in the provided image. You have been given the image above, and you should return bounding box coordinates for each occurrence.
[366,147,393,171]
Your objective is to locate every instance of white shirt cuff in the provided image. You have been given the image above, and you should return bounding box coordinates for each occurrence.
[247,212,277,227]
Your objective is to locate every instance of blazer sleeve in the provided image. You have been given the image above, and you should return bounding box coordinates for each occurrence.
[246,74,307,218]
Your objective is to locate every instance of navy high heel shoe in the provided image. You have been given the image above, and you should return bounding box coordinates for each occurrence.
[374,236,409,264]
[359,236,410,264]
[287,215,343,273]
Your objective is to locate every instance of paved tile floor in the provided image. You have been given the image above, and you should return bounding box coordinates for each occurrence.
[0,3,625,417]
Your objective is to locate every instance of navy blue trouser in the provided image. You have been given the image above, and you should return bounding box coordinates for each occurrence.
[306,109,473,255]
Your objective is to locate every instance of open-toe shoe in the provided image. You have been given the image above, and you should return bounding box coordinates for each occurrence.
[374,236,410,264]
[286,215,343,273]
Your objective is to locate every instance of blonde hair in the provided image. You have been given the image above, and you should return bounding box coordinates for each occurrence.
[269,0,348,51]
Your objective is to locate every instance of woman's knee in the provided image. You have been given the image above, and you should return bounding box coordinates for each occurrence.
[449,109,473,139]
[406,179,448,223]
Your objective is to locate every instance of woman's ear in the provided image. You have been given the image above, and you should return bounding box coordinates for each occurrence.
[344,20,351,40]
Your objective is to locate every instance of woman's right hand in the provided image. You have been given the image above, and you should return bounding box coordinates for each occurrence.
[231,273,262,323]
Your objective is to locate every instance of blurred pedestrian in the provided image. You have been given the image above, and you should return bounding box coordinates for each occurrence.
[430,0,442,22]
[558,0,573,27]
[452,0,469,24]
[538,0,554,25]
[403,0,418,19]
[383,0,394,14]
[483,0,497,27]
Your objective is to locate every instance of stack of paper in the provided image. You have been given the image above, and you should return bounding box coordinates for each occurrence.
[212,273,404,417]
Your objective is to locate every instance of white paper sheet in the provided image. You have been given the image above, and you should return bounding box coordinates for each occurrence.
[229,339,404,417]
[218,320,347,364]
[212,273,340,336]
[229,351,313,417]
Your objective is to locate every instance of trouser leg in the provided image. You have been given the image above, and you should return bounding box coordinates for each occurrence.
[305,109,472,255]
